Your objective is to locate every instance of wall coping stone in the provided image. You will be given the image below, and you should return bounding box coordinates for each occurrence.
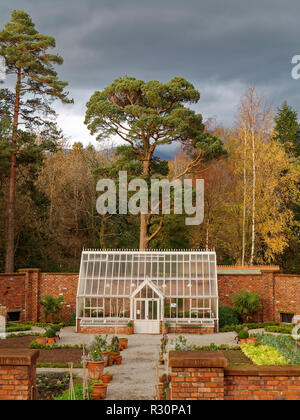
[0,349,39,366]
[18,269,40,273]
[169,351,228,368]
[225,365,300,377]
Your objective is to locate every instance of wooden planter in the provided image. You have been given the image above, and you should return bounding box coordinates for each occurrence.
[87,361,105,379]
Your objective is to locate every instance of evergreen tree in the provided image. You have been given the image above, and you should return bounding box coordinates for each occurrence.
[273,101,300,158]
[0,10,72,272]
[85,76,225,249]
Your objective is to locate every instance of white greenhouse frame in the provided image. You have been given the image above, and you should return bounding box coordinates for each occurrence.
[76,249,218,334]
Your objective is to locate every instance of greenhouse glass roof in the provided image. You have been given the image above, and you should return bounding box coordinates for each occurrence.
[77,250,218,299]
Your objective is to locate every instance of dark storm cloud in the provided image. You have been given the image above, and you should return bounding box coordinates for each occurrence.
[1,0,300,141]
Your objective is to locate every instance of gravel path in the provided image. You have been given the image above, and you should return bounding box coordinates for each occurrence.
[38,327,241,400]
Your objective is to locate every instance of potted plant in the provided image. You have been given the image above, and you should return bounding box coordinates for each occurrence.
[247,334,258,345]
[127,321,134,334]
[91,379,107,400]
[51,324,62,341]
[119,338,128,349]
[86,337,106,379]
[163,322,170,334]
[45,328,56,345]
[115,355,122,365]
[238,329,249,344]
[107,355,113,367]
[109,336,120,361]
[36,333,47,345]
[101,370,114,384]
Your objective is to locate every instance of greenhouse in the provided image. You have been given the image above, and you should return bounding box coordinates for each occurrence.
[76,250,218,334]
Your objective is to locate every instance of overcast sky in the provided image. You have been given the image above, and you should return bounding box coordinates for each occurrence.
[1,0,300,148]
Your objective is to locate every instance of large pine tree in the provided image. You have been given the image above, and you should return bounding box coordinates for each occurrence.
[0,10,72,272]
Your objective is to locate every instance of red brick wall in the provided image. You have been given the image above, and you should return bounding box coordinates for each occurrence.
[169,352,300,400]
[0,268,299,324]
[39,273,78,322]
[0,349,39,400]
[274,274,300,323]
[218,271,275,322]
[171,367,224,400]
[224,367,300,400]
[0,274,26,321]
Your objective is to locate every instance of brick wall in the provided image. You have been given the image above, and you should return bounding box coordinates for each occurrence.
[0,274,26,321]
[224,366,300,400]
[0,349,39,400]
[274,274,300,323]
[169,351,300,400]
[218,270,276,322]
[0,267,299,324]
[169,351,227,400]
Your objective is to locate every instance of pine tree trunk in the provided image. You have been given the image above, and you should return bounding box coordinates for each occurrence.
[5,68,21,273]
[139,159,151,250]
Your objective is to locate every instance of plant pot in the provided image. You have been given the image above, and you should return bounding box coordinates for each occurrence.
[156,384,164,400]
[47,337,55,345]
[101,374,113,384]
[119,338,128,349]
[115,357,122,365]
[247,337,257,345]
[165,388,171,400]
[240,339,248,345]
[127,327,134,335]
[92,384,107,400]
[87,361,105,379]
[110,351,120,359]
[102,351,110,358]
[107,360,113,367]
[36,337,47,345]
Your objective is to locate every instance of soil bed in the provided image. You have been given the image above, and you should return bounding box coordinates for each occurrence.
[0,336,82,364]
[224,349,253,366]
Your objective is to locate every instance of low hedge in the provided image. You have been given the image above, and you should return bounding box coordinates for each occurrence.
[264,325,295,334]
[6,323,32,333]
[220,322,279,333]
[37,363,83,369]
[29,340,84,350]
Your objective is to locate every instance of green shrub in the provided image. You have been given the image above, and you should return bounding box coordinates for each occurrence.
[264,325,294,334]
[255,333,300,365]
[6,325,32,333]
[54,383,93,400]
[220,322,278,333]
[218,306,239,329]
[40,295,65,323]
[238,329,249,339]
[241,343,288,366]
[231,290,262,323]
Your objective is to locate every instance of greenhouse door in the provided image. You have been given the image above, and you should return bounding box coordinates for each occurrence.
[134,299,160,334]
[131,279,163,334]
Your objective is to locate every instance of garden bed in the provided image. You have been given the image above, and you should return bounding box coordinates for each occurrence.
[224,349,253,366]
[0,336,83,364]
